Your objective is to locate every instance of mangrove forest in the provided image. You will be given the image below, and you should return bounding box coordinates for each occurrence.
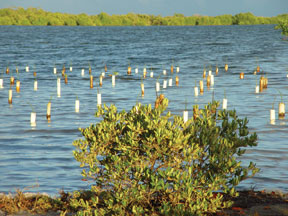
[0,7,287,26]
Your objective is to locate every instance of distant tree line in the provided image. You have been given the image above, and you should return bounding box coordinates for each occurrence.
[0,7,287,26]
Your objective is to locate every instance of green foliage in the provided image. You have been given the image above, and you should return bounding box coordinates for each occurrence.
[72,100,259,215]
[0,7,286,26]
[76,13,94,26]
[275,19,288,36]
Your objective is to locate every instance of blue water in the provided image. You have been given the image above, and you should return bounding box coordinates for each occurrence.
[0,25,287,195]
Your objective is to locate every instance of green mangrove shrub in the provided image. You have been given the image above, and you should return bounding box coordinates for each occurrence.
[72,99,258,215]
[275,20,288,36]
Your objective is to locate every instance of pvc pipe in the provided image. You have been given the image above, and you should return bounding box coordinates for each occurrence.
[168,78,173,87]
[57,77,61,97]
[279,102,285,118]
[10,77,15,85]
[210,75,214,86]
[175,76,179,86]
[155,82,160,92]
[30,112,36,124]
[199,80,204,93]
[141,83,144,96]
[127,66,131,75]
[270,109,275,121]
[112,75,115,86]
[34,80,38,91]
[75,99,80,113]
[97,93,101,106]
[194,86,199,97]
[8,89,12,104]
[183,110,188,123]
[224,64,228,72]
[255,85,259,94]
[90,75,93,89]
[99,76,103,87]
[163,80,167,89]
[16,80,20,92]
[47,102,51,120]
[222,98,227,110]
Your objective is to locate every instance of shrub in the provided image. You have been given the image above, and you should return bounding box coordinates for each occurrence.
[275,20,288,36]
[72,99,259,215]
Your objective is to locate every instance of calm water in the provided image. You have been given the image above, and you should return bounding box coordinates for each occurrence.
[0,25,287,195]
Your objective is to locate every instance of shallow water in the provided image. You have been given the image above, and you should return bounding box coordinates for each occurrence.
[0,25,287,195]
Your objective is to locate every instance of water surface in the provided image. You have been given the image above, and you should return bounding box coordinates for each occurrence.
[0,25,287,194]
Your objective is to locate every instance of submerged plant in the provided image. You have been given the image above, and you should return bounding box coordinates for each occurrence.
[27,102,35,113]
[272,95,277,109]
[277,90,284,102]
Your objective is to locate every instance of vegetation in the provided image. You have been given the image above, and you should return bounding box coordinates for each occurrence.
[0,7,287,26]
[1,189,288,215]
[72,98,259,215]
[275,19,288,36]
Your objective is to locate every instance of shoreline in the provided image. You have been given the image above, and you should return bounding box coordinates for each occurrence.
[1,189,287,215]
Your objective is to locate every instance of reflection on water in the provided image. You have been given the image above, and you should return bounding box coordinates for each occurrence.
[0,25,287,195]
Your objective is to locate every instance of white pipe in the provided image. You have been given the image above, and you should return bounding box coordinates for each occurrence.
[270,109,275,121]
[57,77,61,97]
[183,110,188,123]
[75,99,80,113]
[194,86,199,97]
[210,75,214,86]
[255,85,259,94]
[30,112,36,124]
[112,75,115,86]
[155,82,160,92]
[222,98,227,110]
[0,79,3,88]
[168,78,173,86]
[34,80,38,91]
[97,93,102,106]
[163,80,167,89]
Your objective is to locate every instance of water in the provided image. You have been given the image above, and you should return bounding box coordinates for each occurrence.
[0,25,287,195]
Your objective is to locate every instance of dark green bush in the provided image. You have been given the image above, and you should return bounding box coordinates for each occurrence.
[72,99,258,215]
[275,20,288,36]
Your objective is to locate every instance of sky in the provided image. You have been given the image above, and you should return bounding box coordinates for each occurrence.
[0,0,287,17]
